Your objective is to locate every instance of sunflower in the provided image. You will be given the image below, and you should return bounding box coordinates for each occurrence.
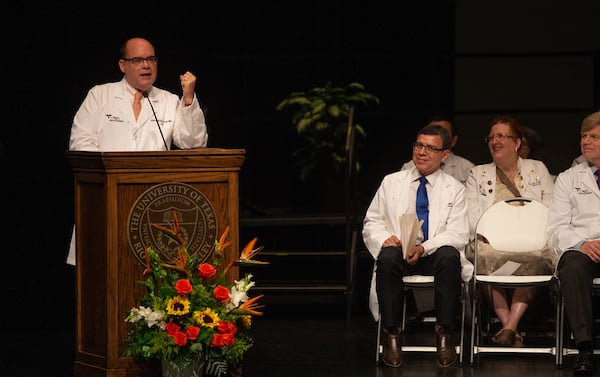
[166,296,191,316]
[193,308,221,328]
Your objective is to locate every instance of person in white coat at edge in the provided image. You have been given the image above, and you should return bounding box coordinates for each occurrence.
[547,111,600,376]
[66,36,208,265]
[362,124,473,369]
[465,115,555,348]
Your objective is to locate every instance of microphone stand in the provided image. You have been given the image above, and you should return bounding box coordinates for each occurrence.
[143,91,169,150]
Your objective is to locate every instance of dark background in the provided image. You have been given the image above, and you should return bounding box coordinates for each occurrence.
[3,1,600,374]
[1,0,455,318]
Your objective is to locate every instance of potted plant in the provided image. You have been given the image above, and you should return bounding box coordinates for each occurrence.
[276,81,380,181]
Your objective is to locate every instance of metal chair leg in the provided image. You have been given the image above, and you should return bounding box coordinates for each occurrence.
[376,319,382,364]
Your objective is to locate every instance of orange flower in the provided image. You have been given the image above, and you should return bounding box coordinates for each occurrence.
[152,212,185,246]
[215,226,232,256]
[149,212,189,276]
[161,248,189,277]
[233,238,269,266]
[142,246,152,276]
[230,294,265,316]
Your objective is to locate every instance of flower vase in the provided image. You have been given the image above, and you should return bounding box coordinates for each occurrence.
[161,359,205,377]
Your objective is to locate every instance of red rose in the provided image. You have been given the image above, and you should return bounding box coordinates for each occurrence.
[186,325,200,340]
[172,331,187,346]
[211,333,224,348]
[213,285,230,303]
[174,279,193,294]
[217,321,237,334]
[165,322,180,336]
[217,321,229,334]
[198,263,216,279]
[222,332,235,347]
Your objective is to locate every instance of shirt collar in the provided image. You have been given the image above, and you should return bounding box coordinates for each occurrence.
[122,78,152,98]
[411,168,443,185]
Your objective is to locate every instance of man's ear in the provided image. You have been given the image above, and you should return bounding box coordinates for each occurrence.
[118,60,126,74]
[441,149,451,162]
[451,135,458,149]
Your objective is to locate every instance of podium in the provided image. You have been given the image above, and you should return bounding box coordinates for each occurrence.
[67,148,245,377]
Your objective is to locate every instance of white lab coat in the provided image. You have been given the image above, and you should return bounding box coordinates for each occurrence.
[66,78,208,265]
[547,162,600,261]
[362,167,473,321]
[69,78,207,151]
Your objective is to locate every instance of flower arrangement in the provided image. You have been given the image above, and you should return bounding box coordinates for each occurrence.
[124,213,267,377]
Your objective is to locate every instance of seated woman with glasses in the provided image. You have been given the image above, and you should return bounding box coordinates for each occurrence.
[465,115,556,347]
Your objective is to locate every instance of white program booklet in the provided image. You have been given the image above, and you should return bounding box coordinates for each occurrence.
[399,213,423,260]
[490,260,522,276]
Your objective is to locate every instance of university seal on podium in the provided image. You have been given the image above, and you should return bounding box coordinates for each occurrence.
[127,182,218,266]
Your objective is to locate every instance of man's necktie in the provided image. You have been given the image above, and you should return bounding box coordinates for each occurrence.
[595,170,600,190]
[133,91,143,120]
[416,176,429,241]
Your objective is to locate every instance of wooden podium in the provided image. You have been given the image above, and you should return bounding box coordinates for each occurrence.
[67,148,245,377]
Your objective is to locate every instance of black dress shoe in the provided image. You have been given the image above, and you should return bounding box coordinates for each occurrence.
[574,350,595,375]
[382,328,402,367]
[435,324,457,368]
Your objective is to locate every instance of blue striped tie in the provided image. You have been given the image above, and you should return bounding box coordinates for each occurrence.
[416,176,429,241]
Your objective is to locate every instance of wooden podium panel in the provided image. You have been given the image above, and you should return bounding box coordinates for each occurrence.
[68,149,245,377]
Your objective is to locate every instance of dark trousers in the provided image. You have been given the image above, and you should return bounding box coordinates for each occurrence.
[557,250,600,346]
[376,245,462,330]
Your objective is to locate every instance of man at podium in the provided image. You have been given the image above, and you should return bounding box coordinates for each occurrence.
[66,36,209,265]
[68,36,208,152]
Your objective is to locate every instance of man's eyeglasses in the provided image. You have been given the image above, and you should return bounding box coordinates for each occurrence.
[484,134,518,143]
[413,142,445,153]
[122,56,158,66]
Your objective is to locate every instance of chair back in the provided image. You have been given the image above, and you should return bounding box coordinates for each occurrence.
[470,198,560,365]
[475,197,548,253]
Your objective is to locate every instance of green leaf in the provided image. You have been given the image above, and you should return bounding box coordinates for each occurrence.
[276,81,379,180]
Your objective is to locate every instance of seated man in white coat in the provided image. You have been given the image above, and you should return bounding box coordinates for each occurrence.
[363,125,472,368]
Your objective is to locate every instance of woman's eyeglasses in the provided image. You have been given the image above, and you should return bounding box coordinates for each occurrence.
[484,134,518,143]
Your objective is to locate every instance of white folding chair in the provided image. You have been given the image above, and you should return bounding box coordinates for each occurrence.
[375,275,468,366]
[470,197,560,366]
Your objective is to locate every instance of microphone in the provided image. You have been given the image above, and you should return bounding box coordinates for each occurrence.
[143,91,169,150]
